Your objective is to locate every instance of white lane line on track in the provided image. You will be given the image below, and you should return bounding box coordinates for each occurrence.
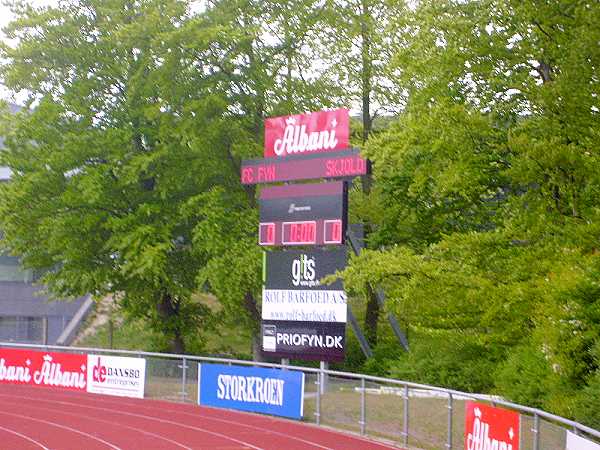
[0,425,50,449]
[63,392,397,450]
[0,397,192,450]
[9,391,337,450]
[0,410,121,449]
[0,393,265,450]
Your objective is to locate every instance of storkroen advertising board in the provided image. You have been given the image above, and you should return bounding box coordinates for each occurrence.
[198,363,304,420]
[262,248,347,361]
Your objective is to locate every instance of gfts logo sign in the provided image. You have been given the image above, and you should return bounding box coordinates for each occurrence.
[291,254,318,287]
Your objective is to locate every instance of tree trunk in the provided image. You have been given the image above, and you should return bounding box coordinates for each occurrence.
[244,291,265,361]
[364,283,380,347]
[157,291,186,354]
[360,0,379,347]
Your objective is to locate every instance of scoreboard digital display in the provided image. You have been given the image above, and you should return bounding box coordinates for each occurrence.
[241,149,369,185]
[259,219,343,246]
[259,182,347,246]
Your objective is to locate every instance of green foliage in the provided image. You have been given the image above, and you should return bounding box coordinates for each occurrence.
[388,331,498,393]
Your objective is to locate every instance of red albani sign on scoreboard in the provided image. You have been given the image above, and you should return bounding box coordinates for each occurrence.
[465,401,520,450]
[0,348,87,391]
[264,108,349,158]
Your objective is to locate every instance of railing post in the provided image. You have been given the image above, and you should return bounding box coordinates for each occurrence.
[319,361,328,394]
[532,413,540,450]
[179,357,188,401]
[360,377,366,435]
[315,371,321,426]
[446,393,453,450]
[403,385,409,448]
[42,316,48,346]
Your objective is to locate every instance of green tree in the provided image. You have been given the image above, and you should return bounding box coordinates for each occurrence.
[0,0,224,353]
[338,0,600,422]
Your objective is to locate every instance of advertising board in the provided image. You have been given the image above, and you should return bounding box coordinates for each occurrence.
[262,320,346,361]
[259,182,347,246]
[198,363,304,420]
[241,148,369,184]
[465,401,519,450]
[0,348,87,391]
[264,109,349,158]
[566,431,600,450]
[262,248,347,361]
[264,248,346,290]
[87,354,146,399]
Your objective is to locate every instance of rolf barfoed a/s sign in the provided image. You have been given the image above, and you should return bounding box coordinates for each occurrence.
[198,363,304,420]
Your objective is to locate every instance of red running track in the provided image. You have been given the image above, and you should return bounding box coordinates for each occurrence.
[0,384,400,449]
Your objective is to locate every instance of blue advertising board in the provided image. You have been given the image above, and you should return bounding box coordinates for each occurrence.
[198,363,305,420]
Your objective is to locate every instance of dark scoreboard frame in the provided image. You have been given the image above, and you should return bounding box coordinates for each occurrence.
[259,181,348,246]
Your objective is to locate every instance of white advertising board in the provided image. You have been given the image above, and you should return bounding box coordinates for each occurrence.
[566,431,600,450]
[262,288,347,322]
[87,354,146,399]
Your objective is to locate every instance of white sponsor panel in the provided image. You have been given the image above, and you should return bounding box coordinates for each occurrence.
[566,431,600,450]
[262,288,347,322]
[87,354,146,399]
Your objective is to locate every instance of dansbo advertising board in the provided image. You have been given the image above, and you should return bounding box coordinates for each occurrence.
[198,363,304,420]
[87,354,146,399]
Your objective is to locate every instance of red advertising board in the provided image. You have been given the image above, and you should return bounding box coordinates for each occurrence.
[465,401,519,450]
[264,109,349,158]
[0,348,87,391]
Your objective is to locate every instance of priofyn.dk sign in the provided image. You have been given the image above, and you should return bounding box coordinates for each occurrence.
[198,363,304,420]
[262,320,346,362]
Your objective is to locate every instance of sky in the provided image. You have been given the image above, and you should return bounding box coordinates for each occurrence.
[0,1,59,102]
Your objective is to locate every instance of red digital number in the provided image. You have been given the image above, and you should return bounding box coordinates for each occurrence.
[283,221,316,244]
[324,220,343,244]
[259,223,275,245]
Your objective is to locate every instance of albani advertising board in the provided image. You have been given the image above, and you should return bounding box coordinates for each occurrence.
[198,363,304,420]
[465,401,520,450]
[0,348,87,391]
[264,109,349,158]
[262,248,347,361]
[259,181,348,246]
[0,348,146,399]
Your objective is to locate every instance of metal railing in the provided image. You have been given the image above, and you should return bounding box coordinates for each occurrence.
[1,342,599,450]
